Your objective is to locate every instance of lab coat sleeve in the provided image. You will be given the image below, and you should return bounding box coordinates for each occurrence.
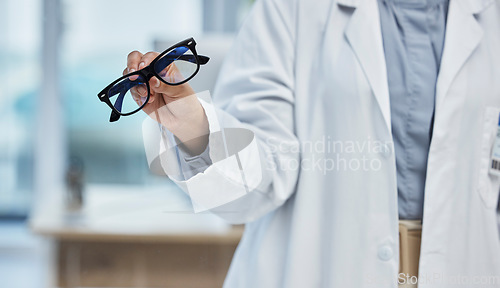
[144,0,299,224]
[174,133,212,179]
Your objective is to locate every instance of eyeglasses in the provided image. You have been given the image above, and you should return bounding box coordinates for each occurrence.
[97,37,209,122]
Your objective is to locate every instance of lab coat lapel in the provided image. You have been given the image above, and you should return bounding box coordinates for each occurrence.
[435,0,488,109]
[343,0,391,133]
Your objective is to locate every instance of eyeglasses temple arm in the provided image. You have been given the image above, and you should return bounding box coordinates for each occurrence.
[109,110,121,122]
[197,55,210,65]
[109,89,126,122]
[155,54,210,70]
[176,55,210,65]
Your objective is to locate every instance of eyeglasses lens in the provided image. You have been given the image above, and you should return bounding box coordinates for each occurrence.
[108,74,149,115]
[153,46,198,84]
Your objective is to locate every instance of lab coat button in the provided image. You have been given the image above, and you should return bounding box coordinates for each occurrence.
[378,245,393,261]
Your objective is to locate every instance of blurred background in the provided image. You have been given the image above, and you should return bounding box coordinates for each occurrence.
[0,0,253,287]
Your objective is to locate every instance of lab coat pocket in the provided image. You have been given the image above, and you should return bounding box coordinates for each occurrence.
[477,106,500,209]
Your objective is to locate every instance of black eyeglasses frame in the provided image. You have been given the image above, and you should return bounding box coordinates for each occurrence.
[97,37,209,122]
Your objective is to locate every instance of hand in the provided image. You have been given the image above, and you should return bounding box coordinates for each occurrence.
[125,50,209,155]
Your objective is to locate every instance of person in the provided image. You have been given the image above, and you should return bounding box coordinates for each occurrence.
[128,0,500,287]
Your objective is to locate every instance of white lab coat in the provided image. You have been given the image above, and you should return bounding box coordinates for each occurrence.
[143,0,500,287]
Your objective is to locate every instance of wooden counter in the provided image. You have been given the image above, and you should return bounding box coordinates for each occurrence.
[31,184,243,288]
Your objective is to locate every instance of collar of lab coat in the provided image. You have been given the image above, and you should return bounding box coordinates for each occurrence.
[338,0,494,134]
[336,0,494,14]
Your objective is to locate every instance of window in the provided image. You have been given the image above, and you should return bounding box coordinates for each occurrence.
[0,0,41,217]
[0,0,254,216]
[61,0,203,186]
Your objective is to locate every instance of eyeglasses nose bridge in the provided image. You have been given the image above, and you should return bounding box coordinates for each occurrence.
[138,65,156,82]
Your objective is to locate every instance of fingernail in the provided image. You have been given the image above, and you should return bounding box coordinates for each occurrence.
[129,68,135,73]
[138,62,145,69]
[154,78,161,88]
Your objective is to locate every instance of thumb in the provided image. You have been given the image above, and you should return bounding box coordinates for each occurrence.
[150,76,195,101]
[149,77,169,94]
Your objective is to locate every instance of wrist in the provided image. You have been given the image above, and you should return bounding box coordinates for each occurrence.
[169,103,209,155]
[172,109,209,140]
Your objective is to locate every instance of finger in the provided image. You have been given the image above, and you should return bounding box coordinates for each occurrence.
[131,91,142,106]
[136,85,148,97]
[150,76,194,101]
[131,85,156,105]
[130,86,142,98]
[127,50,143,73]
[138,51,160,71]
[149,63,185,95]
[127,50,143,80]
[149,77,165,93]
[131,86,152,106]
[147,91,156,104]
[123,68,138,81]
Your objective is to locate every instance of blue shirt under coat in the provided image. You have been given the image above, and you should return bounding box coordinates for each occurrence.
[378,0,449,219]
